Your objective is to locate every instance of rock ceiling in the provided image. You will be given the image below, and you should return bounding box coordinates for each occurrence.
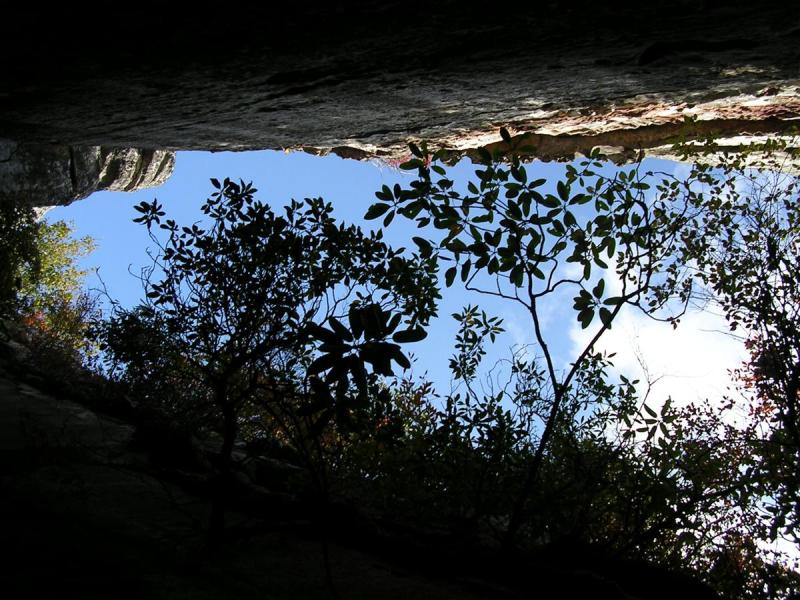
[1,1,798,205]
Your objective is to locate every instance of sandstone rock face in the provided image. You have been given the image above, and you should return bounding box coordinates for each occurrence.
[0,141,174,207]
[1,1,799,205]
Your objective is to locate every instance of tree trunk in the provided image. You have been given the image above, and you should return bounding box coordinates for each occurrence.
[209,394,237,549]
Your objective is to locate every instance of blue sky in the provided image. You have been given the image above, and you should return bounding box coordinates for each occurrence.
[47,150,744,406]
[47,149,797,564]
[48,150,553,393]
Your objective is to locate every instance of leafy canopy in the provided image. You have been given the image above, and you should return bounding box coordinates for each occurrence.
[103,177,441,444]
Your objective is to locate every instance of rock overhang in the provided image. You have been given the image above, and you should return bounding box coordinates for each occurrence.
[1,1,798,206]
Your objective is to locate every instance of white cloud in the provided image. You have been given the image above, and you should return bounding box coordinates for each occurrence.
[502,309,533,351]
[568,301,748,413]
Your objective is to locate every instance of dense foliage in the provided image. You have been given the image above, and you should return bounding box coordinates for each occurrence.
[0,201,98,369]
[0,200,40,318]
[356,136,800,597]
[677,145,800,591]
[99,179,439,541]
[367,138,706,545]
[41,135,800,598]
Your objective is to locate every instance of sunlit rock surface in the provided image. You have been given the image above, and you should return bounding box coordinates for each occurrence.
[0,141,174,207]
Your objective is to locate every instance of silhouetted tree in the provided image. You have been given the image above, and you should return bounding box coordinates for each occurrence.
[368,138,699,545]
[676,140,800,560]
[359,134,800,598]
[102,178,439,544]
